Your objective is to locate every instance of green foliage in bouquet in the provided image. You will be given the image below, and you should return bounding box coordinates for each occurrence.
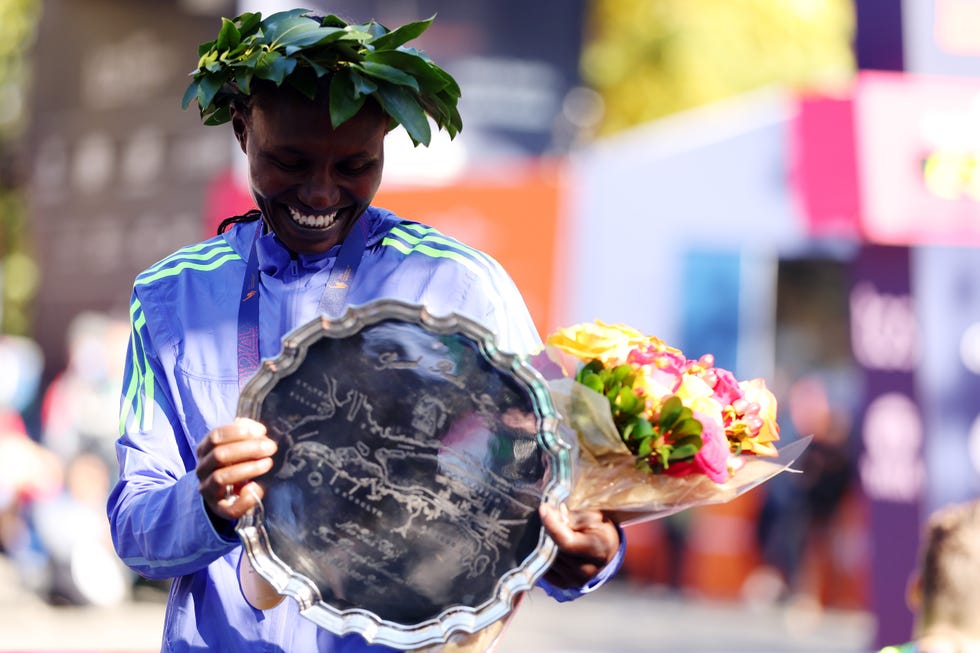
[576,359,704,473]
[182,9,462,146]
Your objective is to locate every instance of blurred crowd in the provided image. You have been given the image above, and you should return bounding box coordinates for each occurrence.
[0,311,140,607]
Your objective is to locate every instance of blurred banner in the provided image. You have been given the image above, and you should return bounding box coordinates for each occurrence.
[914,246,980,513]
[789,96,861,239]
[903,0,980,76]
[855,71,980,246]
[792,70,980,247]
[28,0,231,376]
[851,244,921,647]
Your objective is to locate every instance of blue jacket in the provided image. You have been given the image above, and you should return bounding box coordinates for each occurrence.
[108,208,623,652]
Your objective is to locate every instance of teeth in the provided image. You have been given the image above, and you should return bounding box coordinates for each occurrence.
[289,207,337,228]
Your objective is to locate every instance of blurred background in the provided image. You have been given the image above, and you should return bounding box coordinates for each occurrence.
[0,0,977,651]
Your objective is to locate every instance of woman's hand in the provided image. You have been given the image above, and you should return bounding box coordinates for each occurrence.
[195,417,277,522]
[539,503,619,589]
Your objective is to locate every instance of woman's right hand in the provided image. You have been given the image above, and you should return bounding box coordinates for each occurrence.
[195,417,277,522]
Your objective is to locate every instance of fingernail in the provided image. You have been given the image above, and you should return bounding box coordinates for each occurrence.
[260,440,277,455]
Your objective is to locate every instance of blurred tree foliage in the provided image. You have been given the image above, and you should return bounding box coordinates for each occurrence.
[0,0,41,336]
[582,0,855,135]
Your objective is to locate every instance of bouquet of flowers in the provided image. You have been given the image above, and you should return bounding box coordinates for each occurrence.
[541,320,808,525]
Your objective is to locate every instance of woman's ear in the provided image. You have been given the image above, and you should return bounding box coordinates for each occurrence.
[231,105,249,154]
[906,570,922,613]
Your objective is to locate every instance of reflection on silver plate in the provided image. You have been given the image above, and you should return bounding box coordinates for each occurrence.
[236,300,573,649]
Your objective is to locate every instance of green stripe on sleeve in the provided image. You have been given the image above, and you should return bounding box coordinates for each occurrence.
[136,253,241,286]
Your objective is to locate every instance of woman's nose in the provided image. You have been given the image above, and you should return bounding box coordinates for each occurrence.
[300,167,341,209]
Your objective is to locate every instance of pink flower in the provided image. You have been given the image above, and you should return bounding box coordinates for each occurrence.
[663,414,730,484]
[711,367,743,406]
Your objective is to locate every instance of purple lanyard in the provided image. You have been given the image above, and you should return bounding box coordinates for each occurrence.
[237,216,369,389]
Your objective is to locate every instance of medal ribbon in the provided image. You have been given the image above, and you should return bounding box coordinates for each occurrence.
[237,216,369,389]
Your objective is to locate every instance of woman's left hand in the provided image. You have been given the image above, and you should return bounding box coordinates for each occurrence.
[539,503,619,589]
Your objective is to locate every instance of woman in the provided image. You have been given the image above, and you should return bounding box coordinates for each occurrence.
[108,10,622,652]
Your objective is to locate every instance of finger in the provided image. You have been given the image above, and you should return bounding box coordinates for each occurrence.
[196,419,268,457]
[539,502,569,537]
[197,436,277,481]
[540,504,617,564]
[214,481,266,521]
[201,457,274,510]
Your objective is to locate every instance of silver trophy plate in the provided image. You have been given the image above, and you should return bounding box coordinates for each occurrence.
[236,300,573,649]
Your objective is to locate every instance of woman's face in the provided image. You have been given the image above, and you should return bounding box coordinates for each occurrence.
[231,88,388,256]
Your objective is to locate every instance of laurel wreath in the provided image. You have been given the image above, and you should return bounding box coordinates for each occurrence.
[181,9,462,146]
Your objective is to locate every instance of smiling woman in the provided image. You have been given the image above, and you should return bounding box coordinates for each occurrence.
[106,8,625,653]
[231,82,388,254]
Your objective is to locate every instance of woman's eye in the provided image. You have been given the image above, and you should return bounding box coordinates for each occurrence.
[341,160,374,174]
[271,157,304,171]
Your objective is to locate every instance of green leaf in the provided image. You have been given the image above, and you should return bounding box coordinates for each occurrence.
[636,435,654,458]
[632,417,654,439]
[198,39,216,57]
[365,50,447,93]
[216,17,241,51]
[658,396,684,429]
[280,26,348,54]
[181,80,200,109]
[198,49,219,70]
[235,12,262,37]
[298,54,330,77]
[369,16,434,50]
[203,105,232,126]
[615,387,641,414]
[349,69,378,97]
[421,92,462,137]
[668,443,699,461]
[255,50,297,85]
[375,82,431,145]
[621,421,634,441]
[579,371,604,394]
[285,66,317,100]
[284,27,349,56]
[234,68,253,96]
[363,20,388,40]
[673,417,704,439]
[259,9,312,43]
[236,48,263,70]
[354,60,420,91]
[430,64,461,99]
[329,68,366,127]
[319,15,349,29]
[672,434,703,451]
[610,364,631,384]
[196,72,226,113]
[336,26,375,45]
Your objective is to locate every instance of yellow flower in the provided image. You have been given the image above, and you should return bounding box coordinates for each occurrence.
[738,379,780,456]
[546,320,646,365]
[675,374,723,425]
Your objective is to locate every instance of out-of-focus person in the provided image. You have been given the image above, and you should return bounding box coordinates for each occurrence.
[0,335,61,596]
[880,499,980,653]
[41,311,129,469]
[30,311,132,605]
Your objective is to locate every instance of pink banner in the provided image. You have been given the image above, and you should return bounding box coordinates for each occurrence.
[855,71,980,246]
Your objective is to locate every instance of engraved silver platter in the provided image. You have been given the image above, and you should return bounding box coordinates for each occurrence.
[236,300,573,649]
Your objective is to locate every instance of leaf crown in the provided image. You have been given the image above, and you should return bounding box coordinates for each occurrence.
[182,9,462,146]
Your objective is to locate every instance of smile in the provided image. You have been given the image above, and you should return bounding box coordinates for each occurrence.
[288,207,338,229]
